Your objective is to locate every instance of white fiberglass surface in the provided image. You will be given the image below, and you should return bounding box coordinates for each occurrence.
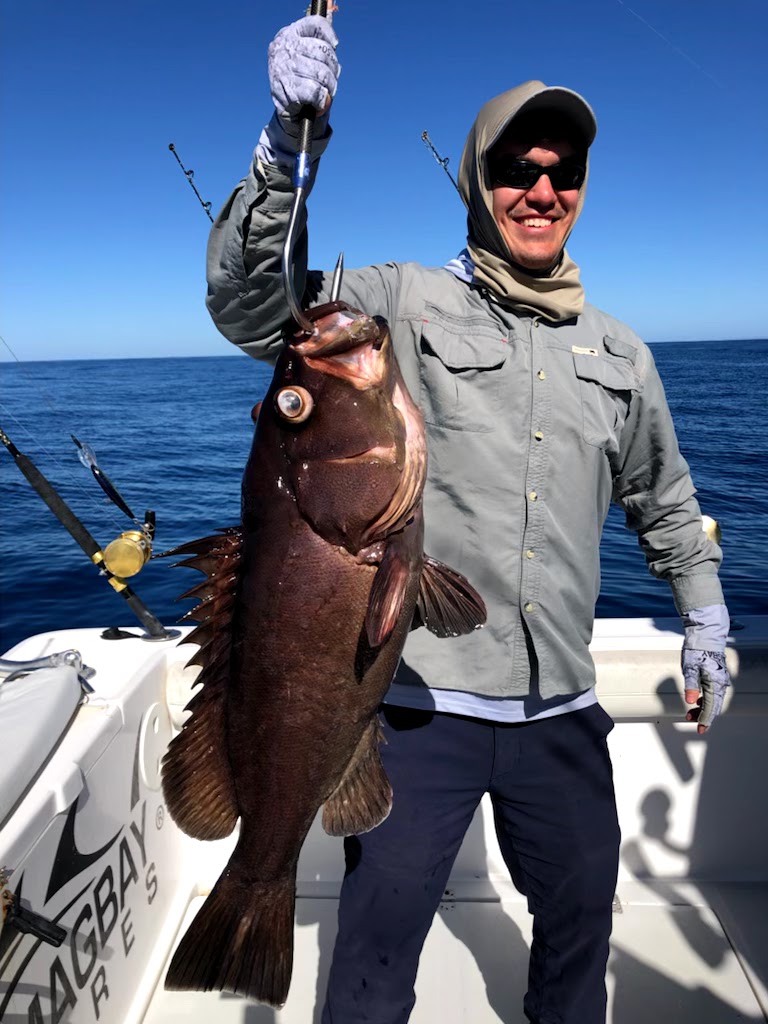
[142,889,766,1023]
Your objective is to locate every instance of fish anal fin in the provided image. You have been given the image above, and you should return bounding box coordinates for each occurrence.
[161,526,244,841]
[414,556,487,638]
[322,718,393,837]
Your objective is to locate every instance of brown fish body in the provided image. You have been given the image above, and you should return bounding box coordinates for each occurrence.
[230,494,422,879]
[162,304,485,1005]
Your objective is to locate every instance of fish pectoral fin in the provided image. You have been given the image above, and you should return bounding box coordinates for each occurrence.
[412,556,488,638]
[322,718,393,837]
[364,537,413,648]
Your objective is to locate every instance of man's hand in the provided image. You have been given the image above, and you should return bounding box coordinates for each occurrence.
[680,604,731,733]
[681,648,730,733]
[268,15,340,122]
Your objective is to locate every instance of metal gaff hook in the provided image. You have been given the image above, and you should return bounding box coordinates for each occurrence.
[330,251,344,302]
[282,187,315,334]
[281,0,330,336]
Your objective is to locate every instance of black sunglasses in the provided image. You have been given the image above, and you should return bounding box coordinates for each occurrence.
[490,158,586,192]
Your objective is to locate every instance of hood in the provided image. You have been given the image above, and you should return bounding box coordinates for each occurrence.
[458,81,597,322]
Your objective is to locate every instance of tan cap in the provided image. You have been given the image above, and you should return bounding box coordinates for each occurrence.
[486,80,597,151]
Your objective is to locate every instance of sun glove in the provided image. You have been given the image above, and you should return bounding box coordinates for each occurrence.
[268,15,340,124]
[680,604,731,729]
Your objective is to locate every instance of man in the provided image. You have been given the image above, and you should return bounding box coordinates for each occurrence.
[205,15,731,1024]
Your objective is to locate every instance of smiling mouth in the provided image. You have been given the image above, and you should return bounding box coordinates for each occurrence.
[515,217,557,229]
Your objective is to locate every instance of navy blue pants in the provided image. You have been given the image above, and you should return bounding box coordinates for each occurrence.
[321,703,620,1024]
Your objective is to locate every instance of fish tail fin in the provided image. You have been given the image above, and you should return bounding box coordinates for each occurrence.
[165,859,296,1007]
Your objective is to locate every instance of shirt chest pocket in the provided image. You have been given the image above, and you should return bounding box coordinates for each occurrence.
[572,344,640,451]
[419,320,508,433]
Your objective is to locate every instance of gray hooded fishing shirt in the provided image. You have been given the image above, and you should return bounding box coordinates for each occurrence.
[204,152,723,701]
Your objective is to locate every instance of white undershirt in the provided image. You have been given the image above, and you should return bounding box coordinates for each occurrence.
[383,682,597,724]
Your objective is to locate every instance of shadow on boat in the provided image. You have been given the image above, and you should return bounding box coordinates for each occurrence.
[262,626,768,1023]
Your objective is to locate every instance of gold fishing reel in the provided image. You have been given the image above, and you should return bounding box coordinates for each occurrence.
[103,530,152,577]
[102,511,156,578]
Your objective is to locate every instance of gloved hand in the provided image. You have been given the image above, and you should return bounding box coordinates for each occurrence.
[680,604,731,733]
[268,15,340,123]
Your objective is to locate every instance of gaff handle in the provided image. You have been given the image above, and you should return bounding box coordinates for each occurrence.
[292,0,329,188]
[283,0,332,335]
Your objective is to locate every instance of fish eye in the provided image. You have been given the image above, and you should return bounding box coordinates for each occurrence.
[275,386,314,422]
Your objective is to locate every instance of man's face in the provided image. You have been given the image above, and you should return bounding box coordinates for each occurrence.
[489,136,581,271]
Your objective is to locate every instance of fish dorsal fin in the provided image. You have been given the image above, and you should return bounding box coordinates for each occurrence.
[322,717,392,837]
[413,556,488,637]
[158,527,243,840]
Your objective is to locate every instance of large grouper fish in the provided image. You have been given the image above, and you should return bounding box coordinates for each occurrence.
[161,301,487,1007]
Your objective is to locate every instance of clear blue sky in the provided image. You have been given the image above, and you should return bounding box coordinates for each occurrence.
[2,0,767,361]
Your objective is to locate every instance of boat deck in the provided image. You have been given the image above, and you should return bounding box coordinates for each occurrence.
[2,618,767,1024]
[143,877,768,1023]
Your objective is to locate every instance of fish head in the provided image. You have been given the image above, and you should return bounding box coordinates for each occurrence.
[255,302,427,553]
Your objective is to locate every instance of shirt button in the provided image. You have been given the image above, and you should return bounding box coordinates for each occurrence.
[534,430,544,441]
[524,601,535,613]
[528,490,538,501]
[525,549,536,559]
[537,370,546,380]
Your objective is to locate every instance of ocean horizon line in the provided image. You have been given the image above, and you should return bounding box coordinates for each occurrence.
[2,336,768,365]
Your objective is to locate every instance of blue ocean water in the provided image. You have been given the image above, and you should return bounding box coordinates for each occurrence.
[1,339,767,652]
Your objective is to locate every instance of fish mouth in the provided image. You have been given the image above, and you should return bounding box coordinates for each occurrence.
[292,304,389,389]
[292,302,427,544]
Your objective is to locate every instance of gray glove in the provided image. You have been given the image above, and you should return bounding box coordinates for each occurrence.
[268,15,340,122]
[680,604,730,731]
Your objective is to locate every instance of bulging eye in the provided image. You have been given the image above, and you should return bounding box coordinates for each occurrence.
[275,386,314,422]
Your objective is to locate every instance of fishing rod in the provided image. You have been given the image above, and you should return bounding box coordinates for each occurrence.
[421,131,461,197]
[3,332,160,580]
[168,143,214,222]
[0,426,176,641]
[71,433,143,523]
[2,332,156,543]
[69,432,159,580]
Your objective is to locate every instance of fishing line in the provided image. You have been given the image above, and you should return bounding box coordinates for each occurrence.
[0,336,133,532]
[0,399,128,534]
[613,0,725,90]
[1,334,62,420]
